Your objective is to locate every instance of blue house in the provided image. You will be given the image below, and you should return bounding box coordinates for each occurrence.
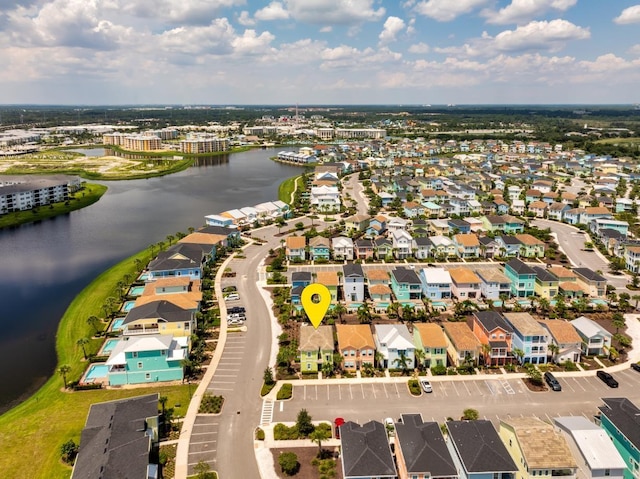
[504,312,548,364]
[448,218,471,234]
[148,243,206,280]
[106,334,187,386]
[291,271,312,307]
[204,214,235,228]
[390,267,422,301]
[504,258,536,297]
[598,398,640,479]
[419,267,452,299]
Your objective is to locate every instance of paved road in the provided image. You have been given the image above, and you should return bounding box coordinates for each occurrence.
[531,218,630,292]
[271,368,640,426]
[343,173,369,216]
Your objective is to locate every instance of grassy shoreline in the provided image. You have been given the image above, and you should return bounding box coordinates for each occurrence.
[0,246,190,479]
[278,175,302,204]
[0,182,107,230]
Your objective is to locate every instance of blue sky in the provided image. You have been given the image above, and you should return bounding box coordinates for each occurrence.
[0,0,639,105]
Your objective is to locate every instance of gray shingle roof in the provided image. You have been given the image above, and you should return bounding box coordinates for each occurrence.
[122,300,192,326]
[391,267,421,284]
[340,421,396,478]
[447,420,517,473]
[473,311,513,334]
[599,398,640,450]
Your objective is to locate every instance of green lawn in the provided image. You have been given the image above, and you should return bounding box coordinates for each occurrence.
[0,183,107,229]
[278,175,302,204]
[0,246,191,479]
[595,137,640,145]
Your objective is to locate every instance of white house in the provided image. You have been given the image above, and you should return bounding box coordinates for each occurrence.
[310,185,341,212]
[373,324,415,370]
[391,229,414,259]
[204,214,235,228]
[332,236,354,260]
[419,267,452,300]
[570,316,612,356]
[343,263,365,302]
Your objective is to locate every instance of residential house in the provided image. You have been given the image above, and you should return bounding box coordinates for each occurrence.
[532,266,559,299]
[299,325,334,373]
[403,201,425,218]
[291,271,311,306]
[374,324,415,369]
[285,235,306,261]
[413,323,448,368]
[454,233,480,259]
[538,320,582,363]
[448,219,471,234]
[511,199,525,215]
[366,215,387,237]
[374,237,394,260]
[387,216,411,233]
[343,263,365,302]
[479,236,498,258]
[429,236,457,259]
[427,219,450,236]
[395,414,458,479]
[504,259,537,297]
[340,421,397,479]
[624,246,640,273]
[500,417,577,479]
[332,236,354,261]
[515,234,545,258]
[392,229,415,259]
[548,266,583,298]
[122,300,195,338]
[419,267,452,300]
[195,225,242,248]
[573,268,607,297]
[219,208,246,225]
[344,214,370,233]
[147,243,206,280]
[204,214,235,228]
[446,420,517,479]
[390,267,423,302]
[495,235,523,258]
[442,322,481,367]
[414,236,432,259]
[106,335,187,386]
[316,271,339,304]
[503,313,547,364]
[548,202,570,221]
[71,394,160,479]
[590,219,629,239]
[481,215,525,234]
[366,269,392,310]
[135,277,201,312]
[336,324,376,371]
[309,236,331,261]
[354,239,375,260]
[449,268,481,300]
[471,311,513,366]
[475,268,511,300]
[570,316,612,356]
[311,185,341,212]
[598,398,640,479]
[554,416,626,479]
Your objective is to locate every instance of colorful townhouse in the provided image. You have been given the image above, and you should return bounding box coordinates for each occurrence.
[474,268,511,300]
[504,258,536,297]
[442,322,481,367]
[503,313,547,364]
[390,267,423,302]
[121,300,196,338]
[316,271,339,304]
[343,263,365,303]
[332,236,354,261]
[570,316,612,356]
[340,421,396,479]
[598,398,640,479]
[374,324,415,370]
[515,234,546,258]
[454,233,481,259]
[336,324,376,372]
[147,243,206,281]
[538,320,582,364]
[499,417,577,479]
[419,267,452,300]
[471,311,513,366]
[449,268,481,300]
[299,325,334,373]
[412,323,448,368]
[573,268,607,297]
[309,236,331,261]
[532,266,559,299]
[285,235,306,261]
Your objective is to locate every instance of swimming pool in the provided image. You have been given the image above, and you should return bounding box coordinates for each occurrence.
[138,273,149,281]
[121,301,136,312]
[128,286,145,297]
[111,318,125,331]
[85,364,109,381]
[101,338,119,354]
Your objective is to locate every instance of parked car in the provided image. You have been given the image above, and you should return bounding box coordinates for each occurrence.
[544,372,562,392]
[420,379,432,393]
[597,370,619,388]
[225,293,240,301]
[631,363,640,373]
[228,306,246,313]
[334,417,345,439]
[384,417,395,436]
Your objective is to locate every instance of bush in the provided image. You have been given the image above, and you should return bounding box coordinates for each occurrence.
[199,394,224,414]
[430,364,447,376]
[255,428,265,441]
[462,408,479,420]
[296,409,315,437]
[279,452,300,476]
[562,360,579,371]
[408,379,421,396]
[60,439,78,465]
[277,383,293,400]
[261,382,276,397]
[274,423,300,440]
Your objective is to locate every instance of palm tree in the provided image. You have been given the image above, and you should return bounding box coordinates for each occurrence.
[537,297,550,318]
[77,337,90,360]
[333,302,347,323]
[159,395,168,417]
[310,427,331,458]
[357,303,372,324]
[393,351,411,374]
[374,351,385,369]
[481,343,491,367]
[387,302,401,319]
[402,304,415,323]
[612,313,626,334]
[58,364,71,389]
[414,348,425,370]
[134,258,143,272]
[86,315,101,336]
[188,226,195,234]
[633,295,640,309]
[499,293,509,309]
[166,234,175,246]
[512,347,525,365]
[547,343,560,363]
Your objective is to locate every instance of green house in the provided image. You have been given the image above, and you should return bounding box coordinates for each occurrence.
[504,258,536,298]
[599,398,640,479]
[299,325,334,373]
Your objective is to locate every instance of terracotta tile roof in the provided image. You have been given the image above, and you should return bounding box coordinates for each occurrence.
[366,269,390,281]
[548,266,576,280]
[585,206,610,214]
[299,325,334,351]
[448,267,481,284]
[369,284,392,295]
[528,201,547,209]
[286,236,306,248]
[336,324,375,351]
[317,271,339,286]
[538,320,581,344]
[134,294,199,310]
[515,234,544,246]
[454,233,480,247]
[443,322,480,351]
[179,232,227,245]
[559,281,584,292]
[143,277,194,289]
[504,313,546,336]
[501,417,577,470]
[413,323,448,348]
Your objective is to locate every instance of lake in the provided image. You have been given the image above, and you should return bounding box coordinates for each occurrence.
[0,148,301,414]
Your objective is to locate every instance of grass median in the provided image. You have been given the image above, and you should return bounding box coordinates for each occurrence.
[0,246,191,479]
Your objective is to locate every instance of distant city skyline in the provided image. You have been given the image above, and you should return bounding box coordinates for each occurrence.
[1,0,639,105]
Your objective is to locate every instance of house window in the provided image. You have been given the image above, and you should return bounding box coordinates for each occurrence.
[132,352,138,358]
[306,363,311,370]
[138,362,143,369]
[307,352,311,357]
[604,470,610,477]
[161,350,166,356]
[145,373,150,380]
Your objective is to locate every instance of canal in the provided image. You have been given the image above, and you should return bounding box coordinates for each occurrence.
[0,148,301,414]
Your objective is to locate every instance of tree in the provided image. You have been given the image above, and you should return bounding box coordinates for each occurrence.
[278,452,300,476]
[499,293,509,309]
[612,313,626,334]
[387,302,401,318]
[547,343,559,363]
[414,348,425,370]
[76,337,90,360]
[526,364,543,386]
[194,460,215,479]
[275,217,286,234]
[393,351,411,373]
[512,347,525,365]
[166,234,175,246]
[321,361,334,378]
[310,426,331,457]
[462,408,479,420]
[60,439,78,464]
[58,364,71,389]
[608,346,619,362]
[357,303,372,324]
[537,297,551,318]
[296,409,315,437]
[333,302,347,322]
[263,367,275,386]
[402,304,415,323]
[159,395,168,417]
[86,315,101,336]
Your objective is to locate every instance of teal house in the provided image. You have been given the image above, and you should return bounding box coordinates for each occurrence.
[390,267,423,302]
[599,398,640,479]
[106,334,187,386]
[309,236,331,261]
[504,258,536,297]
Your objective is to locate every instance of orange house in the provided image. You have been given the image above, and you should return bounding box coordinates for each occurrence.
[471,311,513,366]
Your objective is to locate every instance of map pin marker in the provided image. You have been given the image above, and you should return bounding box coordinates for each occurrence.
[301,283,331,329]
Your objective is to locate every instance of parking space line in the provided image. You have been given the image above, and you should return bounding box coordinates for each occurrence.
[191,431,218,436]
[451,382,460,396]
[315,385,318,400]
[360,384,365,399]
[383,383,389,398]
[327,385,330,400]
[303,385,307,400]
[461,381,472,396]
[572,377,587,392]
[349,384,353,400]
[473,381,484,397]
[372,384,377,399]
[394,382,400,397]
[338,385,342,401]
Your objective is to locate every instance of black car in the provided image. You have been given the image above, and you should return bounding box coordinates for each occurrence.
[631,363,640,373]
[597,370,619,388]
[544,372,562,391]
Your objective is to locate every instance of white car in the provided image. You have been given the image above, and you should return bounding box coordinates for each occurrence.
[225,293,240,301]
[227,318,244,326]
[420,379,432,393]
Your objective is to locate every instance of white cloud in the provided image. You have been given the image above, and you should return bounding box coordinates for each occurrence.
[614,5,640,24]
[120,0,246,25]
[378,16,405,45]
[157,18,237,55]
[483,0,577,25]
[408,42,429,54]
[284,0,385,24]
[414,0,490,22]
[629,44,640,56]
[579,53,640,73]
[492,19,589,53]
[237,11,255,26]
[255,2,290,21]
[232,29,275,55]
[319,26,332,32]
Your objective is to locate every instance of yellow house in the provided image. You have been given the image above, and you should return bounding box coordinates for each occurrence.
[121,300,195,338]
[531,266,558,299]
[499,417,577,479]
[316,271,339,304]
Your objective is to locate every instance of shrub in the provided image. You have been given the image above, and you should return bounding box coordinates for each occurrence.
[60,439,78,465]
[199,394,224,414]
[430,364,447,376]
[274,423,300,440]
[261,382,276,396]
[296,408,315,437]
[279,452,300,476]
[562,360,579,371]
[408,379,421,396]
[462,408,479,420]
[255,428,265,441]
[277,383,293,400]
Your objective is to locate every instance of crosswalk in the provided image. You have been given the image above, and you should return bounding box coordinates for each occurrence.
[260,399,274,425]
